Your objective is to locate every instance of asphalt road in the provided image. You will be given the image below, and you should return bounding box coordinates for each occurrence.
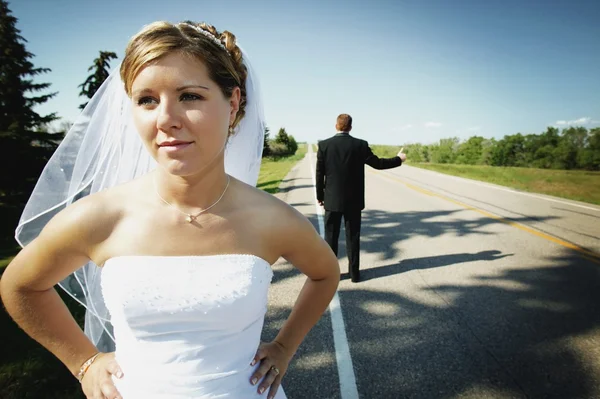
[262,147,600,399]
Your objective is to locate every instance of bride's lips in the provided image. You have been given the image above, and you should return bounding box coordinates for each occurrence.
[157,140,194,152]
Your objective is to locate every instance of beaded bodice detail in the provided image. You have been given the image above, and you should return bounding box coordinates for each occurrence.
[99,254,285,398]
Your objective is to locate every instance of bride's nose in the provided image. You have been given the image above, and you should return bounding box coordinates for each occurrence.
[156,99,182,131]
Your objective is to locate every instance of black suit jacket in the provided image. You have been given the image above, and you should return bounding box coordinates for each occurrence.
[316,133,402,212]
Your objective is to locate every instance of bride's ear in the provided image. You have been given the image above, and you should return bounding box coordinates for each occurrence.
[228,87,241,126]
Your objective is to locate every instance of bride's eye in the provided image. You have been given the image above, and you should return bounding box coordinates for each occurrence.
[180,93,203,102]
[137,96,157,106]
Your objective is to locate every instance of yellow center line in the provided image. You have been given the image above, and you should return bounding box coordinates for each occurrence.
[371,170,600,265]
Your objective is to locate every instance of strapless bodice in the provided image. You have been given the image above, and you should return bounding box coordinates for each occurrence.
[100,254,286,398]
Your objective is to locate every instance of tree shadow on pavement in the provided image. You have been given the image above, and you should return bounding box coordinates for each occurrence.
[265,204,600,398]
[356,250,514,282]
[266,248,600,398]
[284,207,558,277]
[358,209,559,262]
[339,249,600,398]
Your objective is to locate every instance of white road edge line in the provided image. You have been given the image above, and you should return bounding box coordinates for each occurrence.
[392,166,600,212]
[307,145,360,399]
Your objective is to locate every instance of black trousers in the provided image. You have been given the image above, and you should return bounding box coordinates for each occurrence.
[324,209,362,281]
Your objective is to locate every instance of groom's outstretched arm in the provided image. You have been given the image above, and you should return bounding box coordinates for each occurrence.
[315,143,325,203]
[363,142,402,170]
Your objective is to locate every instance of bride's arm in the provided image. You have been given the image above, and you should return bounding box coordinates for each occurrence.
[272,207,340,354]
[0,195,118,379]
[250,202,339,397]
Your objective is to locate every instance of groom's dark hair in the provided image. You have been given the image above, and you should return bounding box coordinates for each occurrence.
[336,114,352,132]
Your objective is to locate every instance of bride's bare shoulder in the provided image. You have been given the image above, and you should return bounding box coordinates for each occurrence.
[42,178,144,239]
[230,180,326,263]
[232,179,311,229]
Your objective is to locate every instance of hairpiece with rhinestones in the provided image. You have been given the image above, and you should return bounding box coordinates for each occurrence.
[186,24,228,52]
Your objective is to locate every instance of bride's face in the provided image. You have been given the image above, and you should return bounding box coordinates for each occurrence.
[130,52,240,176]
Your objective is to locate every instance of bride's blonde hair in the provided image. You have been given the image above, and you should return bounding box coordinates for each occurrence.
[120,21,248,129]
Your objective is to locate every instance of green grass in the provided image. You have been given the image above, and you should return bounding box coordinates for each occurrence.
[0,146,309,398]
[257,143,307,194]
[0,252,15,270]
[370,144,600,205]
[410,163,600,205]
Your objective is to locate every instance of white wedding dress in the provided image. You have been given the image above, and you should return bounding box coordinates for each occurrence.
[100,254,287,398]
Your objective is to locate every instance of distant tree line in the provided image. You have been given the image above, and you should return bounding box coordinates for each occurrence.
[403,126,600,170]
[262,127,298,157]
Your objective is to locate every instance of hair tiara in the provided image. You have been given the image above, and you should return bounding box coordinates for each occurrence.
[186,23,229,53]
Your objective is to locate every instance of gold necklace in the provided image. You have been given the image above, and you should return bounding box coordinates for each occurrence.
[154,176,231,223]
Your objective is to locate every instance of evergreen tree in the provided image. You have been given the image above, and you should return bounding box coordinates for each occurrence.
[0,0,58,134]
[262,126,271,157]
[274,127,290,147]
[78,51,117,109]
[0,0,60,193]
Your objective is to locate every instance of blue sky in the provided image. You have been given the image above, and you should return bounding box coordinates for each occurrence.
[9,0,600,145]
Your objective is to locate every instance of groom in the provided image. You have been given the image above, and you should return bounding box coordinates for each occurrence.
[315,114,406,282]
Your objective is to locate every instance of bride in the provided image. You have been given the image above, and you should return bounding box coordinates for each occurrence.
[0,20,340,399]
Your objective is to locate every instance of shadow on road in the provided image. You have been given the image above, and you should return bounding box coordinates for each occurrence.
[264,206,600,398]
[359,209,558,261]
[353,250,514,282]
[339,249,600,398]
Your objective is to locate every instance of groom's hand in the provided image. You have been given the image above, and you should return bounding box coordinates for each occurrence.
[397,147,407,162]
[318,200,324,207]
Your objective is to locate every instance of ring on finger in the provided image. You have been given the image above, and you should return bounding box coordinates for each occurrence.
[270,366,280,375]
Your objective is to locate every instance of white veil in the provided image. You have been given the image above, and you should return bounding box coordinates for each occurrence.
[14,47,265,352]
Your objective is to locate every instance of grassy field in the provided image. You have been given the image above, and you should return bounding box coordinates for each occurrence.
[369,145,600,205]
[257,143,307,193]
[0,145,308,398]
[410,163,600,205]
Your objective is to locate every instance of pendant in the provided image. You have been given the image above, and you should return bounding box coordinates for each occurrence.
[185,215,193,223]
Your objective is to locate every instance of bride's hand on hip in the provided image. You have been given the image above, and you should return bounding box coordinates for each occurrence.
[250,341,292,398]
[81,352,124,399]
